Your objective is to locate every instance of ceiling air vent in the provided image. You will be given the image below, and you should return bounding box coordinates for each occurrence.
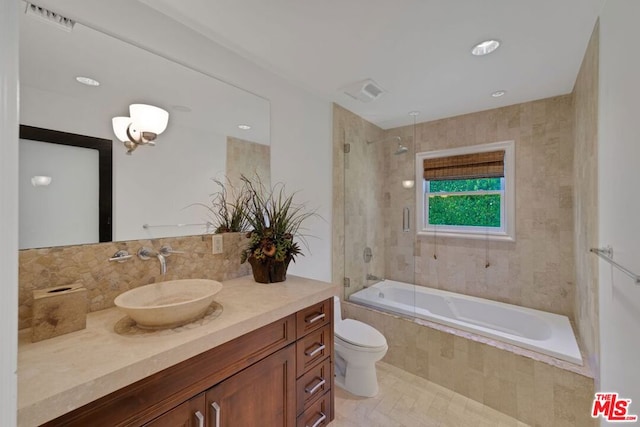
[25,3,75,32]
[344,79,385,103]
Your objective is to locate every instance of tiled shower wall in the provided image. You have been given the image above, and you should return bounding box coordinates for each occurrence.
[18,233,250,330]
[333,96,576,318]
[573,22,600,372]
[384,95,576,318]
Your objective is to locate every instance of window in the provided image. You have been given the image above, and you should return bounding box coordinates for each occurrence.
[416,140,515,241]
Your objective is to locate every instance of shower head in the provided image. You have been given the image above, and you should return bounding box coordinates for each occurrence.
[394,145,409,155]
[366,135,407,155]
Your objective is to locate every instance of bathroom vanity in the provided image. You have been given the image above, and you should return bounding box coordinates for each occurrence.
[17,275,337,427]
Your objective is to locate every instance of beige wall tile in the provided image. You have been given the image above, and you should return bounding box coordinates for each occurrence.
[226,136,271,189]
[19,232,250,329]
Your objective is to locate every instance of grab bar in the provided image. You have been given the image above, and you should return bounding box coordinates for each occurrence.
[590,247,640,284]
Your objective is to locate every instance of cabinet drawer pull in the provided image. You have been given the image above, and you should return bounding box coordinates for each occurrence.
[211,401,221,427]
[305,312,325,324]
[304,377,326,395]
[307,412,327,427]
[195,410,205,427]
[305,343,326,357]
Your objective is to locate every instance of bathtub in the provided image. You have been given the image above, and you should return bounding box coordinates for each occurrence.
[349,280,582,365]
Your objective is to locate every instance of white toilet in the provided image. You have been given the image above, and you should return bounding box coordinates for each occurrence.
[333,296,388,397]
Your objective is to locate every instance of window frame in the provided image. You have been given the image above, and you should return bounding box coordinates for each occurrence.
[415,140,515,242]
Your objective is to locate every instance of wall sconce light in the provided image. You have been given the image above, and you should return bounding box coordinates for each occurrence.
[31,176,52,187]
[402,180,415,189]
[112,104,169,155]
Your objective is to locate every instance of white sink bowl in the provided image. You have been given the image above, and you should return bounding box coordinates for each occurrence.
[114,279,223,329]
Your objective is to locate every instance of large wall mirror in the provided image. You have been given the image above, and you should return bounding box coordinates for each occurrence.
[19,8,270,249]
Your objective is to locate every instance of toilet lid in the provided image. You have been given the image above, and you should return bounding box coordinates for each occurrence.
[335,319,387,348]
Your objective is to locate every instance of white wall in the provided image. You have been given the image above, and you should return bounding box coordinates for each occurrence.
[598,1,640,423]
[0,0,19,424]
[19,139,99,248]
[32,0,333,281]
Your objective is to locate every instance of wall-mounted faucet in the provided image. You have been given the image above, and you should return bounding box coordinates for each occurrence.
[137,245,185,275]
[138,247,167,275]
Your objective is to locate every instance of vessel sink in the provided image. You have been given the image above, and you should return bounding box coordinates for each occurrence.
[114,279,223,329]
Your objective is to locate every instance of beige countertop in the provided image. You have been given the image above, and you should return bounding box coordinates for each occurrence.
[18,275,338,427]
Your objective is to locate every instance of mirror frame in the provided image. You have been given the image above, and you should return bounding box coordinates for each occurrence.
[19,125,113,243]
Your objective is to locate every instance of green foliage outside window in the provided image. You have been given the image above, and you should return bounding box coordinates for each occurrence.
[428,178,502,228]
[429,178,502,192]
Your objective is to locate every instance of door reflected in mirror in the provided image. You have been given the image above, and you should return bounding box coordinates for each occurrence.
[19,10,270,249]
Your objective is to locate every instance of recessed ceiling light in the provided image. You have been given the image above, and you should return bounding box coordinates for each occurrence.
[31,175,52,187]
[237,124,251,130]
[172,105,192,112]
[471,39,501,56]
[491,90,507,98]
[75,76,100,86]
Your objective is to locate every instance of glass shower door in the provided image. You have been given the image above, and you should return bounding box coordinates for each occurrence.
[342,124,416,315]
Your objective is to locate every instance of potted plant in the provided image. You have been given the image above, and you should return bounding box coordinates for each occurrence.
[240,176,315,283]
[196,178,250,234]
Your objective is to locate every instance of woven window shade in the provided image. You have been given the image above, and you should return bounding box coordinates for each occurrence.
[424,150,505,181]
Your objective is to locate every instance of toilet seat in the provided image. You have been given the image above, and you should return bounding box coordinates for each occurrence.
[335,319,387,349]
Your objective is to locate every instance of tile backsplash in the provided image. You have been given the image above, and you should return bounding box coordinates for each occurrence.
[18,233,250,330]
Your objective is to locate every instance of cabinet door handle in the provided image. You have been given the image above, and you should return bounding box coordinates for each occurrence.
[307,412,327,427]
[305,312,325,324]
[305,343,326,357]
[211,401,221,427]
[304,377,326,395]
[194,410,204,427]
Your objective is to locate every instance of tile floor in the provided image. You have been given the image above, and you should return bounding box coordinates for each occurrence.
[330,362,529,427]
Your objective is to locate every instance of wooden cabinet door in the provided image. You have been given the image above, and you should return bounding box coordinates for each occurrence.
[206,345,296,427]
[145,393,205,427]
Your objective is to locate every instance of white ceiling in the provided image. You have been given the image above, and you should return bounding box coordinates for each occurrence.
[138,0,604,129]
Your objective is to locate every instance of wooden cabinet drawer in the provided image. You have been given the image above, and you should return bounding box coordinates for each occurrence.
[296,391,331,427]
[296,324,332,377]
[296,298,331,338]
[296,357,331,415]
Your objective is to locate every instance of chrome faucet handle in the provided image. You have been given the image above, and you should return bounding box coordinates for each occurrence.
[137,247,155,260]
[108,250,132,263]
[159,245,185,256]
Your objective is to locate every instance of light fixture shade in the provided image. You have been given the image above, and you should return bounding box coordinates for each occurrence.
[112,116,131,142]
[129,104,169,135]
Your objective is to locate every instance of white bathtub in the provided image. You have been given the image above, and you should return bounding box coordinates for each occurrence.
[349,280,583,365]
